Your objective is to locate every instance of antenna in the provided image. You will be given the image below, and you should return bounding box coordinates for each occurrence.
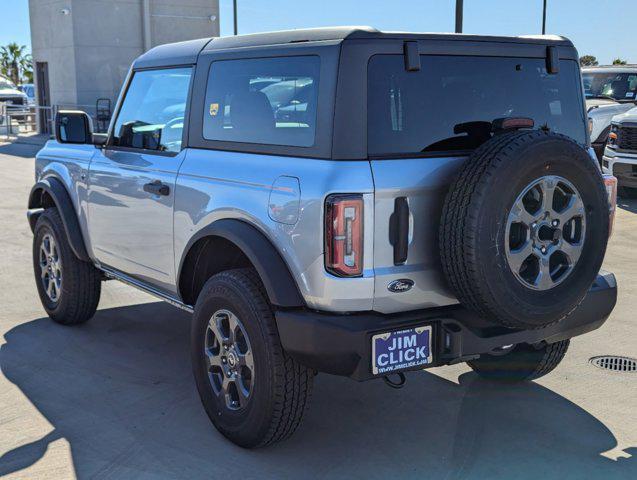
[455,0,463,33]
[542,0,547,34]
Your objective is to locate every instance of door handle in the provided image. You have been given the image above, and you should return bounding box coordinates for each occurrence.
[143,180,170,196]
[389,197,409,265]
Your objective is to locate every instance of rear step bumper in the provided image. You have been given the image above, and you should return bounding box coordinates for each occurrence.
[275,271,617,381]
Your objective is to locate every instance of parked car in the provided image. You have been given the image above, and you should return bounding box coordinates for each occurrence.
[18,83,36,105]
[0,75,29,125]
[603,106,637,197]
[27,28,617,448]
[583,66,637,161]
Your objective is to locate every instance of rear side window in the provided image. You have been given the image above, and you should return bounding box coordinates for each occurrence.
[368,56,586,157]
[112,67,192,153]
[202,56,320,147]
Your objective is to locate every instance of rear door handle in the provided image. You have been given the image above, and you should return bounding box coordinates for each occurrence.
[389,197,410,265]
[143,180,170,196]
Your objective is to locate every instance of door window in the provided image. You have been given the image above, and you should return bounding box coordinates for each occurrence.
[202,56,320,147]
[112,67,192,153]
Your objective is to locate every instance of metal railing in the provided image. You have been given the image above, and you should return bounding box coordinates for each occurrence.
[1,103,54,140]
[1,103,111,142]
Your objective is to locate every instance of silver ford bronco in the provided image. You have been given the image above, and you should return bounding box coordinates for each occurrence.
[27,27,618,448]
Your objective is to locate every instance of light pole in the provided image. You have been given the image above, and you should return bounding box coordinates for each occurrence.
[233,0,238,35]
[542,0,547,34]
[455,0,463,33]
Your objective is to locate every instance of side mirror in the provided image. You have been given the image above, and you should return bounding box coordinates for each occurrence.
[92,133,108,146]
[55,110,92,144]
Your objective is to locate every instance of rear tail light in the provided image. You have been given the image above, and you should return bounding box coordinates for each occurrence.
[603,174,617,237]
[325,194,363,277]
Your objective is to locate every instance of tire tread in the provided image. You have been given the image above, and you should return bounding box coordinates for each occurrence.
[33,208,101,325]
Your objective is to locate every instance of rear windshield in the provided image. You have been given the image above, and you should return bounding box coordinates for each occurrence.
[368,55,586,157]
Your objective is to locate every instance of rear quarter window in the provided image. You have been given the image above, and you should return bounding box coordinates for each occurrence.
[202,56,320,147]
[367,55,586,157]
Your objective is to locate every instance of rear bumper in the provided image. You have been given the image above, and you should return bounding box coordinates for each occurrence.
[275,271,617,381]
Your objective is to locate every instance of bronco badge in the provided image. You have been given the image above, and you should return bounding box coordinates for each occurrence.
[387,279,414,293]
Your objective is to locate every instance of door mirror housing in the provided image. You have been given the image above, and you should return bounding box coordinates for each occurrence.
[55,110,93,144]
[92,133,108,146]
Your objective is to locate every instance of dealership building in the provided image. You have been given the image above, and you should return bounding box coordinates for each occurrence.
[28,0,220,131]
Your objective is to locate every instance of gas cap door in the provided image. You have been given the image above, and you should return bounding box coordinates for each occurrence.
[268,175,300,225]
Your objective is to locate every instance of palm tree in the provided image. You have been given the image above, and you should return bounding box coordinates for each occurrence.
[0,43,33,85]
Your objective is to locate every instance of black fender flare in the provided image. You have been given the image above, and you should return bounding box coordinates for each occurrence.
[178,219,305,308]
[28,177,90,262]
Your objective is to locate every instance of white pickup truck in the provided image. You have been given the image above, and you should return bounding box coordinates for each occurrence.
[583,66,637,161]
[603,106,637,197]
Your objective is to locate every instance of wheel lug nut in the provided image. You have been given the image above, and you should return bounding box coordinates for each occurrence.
[541,246,547,254]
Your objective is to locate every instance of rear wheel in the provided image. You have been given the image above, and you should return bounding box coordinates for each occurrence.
[468,340,570,382]
[191,268,313,448]
[32,208,101,325]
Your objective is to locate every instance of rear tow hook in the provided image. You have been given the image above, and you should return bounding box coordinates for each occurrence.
[383,372,406,389]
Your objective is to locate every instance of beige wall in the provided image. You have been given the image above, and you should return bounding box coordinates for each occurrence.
[29,0,219,117]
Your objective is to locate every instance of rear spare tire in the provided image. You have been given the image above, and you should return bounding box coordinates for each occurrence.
[440,130,609,329]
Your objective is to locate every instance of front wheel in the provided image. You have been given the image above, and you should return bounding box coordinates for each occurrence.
[468,340,570,382]
[32,208,101,324]
[191,268,313,448]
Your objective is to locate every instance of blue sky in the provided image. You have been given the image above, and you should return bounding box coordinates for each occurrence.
[1,0,634,64]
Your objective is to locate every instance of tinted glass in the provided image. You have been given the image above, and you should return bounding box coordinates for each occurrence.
[203,56,320,147]
[368,56,586,156]
[582,71,637,101]
[112,67,192,153]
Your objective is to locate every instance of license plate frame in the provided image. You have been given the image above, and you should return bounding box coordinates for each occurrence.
[371,325,433,375]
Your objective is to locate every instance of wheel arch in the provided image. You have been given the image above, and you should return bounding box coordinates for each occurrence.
[177,219,305,308]
[28,176,90,262]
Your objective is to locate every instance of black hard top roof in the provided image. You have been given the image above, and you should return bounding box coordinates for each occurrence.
[134,26,573,68]
[203,26,572,50]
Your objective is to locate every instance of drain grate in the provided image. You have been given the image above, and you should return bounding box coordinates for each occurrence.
[590,356,637,372]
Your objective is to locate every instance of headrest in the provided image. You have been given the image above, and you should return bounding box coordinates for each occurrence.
[231,90,275,134]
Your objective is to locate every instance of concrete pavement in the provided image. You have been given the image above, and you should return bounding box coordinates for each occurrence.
[0,142,635,479]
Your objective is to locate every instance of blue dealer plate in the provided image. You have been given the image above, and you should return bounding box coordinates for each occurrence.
[372,325,433,375]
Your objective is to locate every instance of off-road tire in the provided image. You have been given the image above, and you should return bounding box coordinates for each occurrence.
[33,208,101,324]
[191,268,313,448]
[468,339,570,382]
[440,130,609,329]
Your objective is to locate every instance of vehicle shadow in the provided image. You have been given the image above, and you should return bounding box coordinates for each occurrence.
[617,196,637,214]
[0,142,43,159]
[1,302,635,479]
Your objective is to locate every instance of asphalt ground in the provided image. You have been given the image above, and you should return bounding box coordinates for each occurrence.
[0,142,635,479]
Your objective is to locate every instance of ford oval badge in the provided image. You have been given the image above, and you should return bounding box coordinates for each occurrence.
[387,279,414,293]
